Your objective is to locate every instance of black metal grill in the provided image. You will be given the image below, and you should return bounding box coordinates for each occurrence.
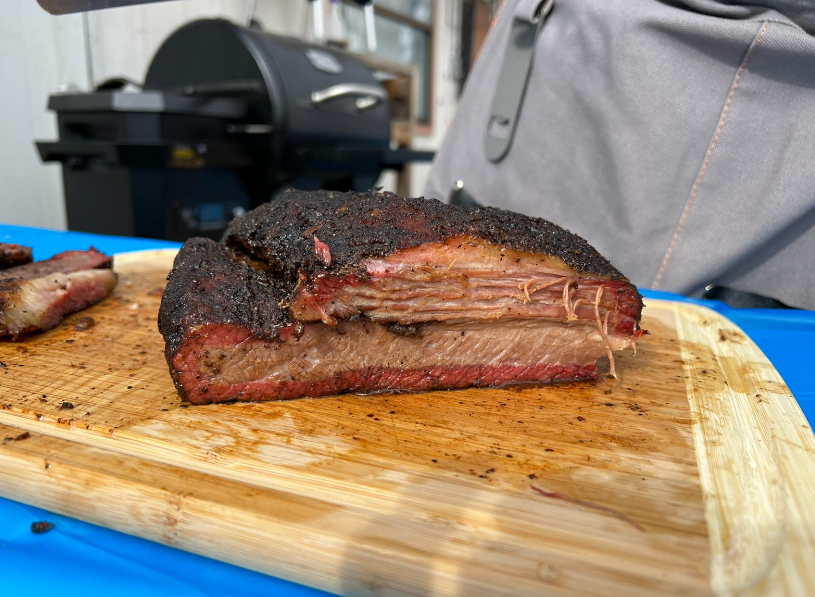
[37,18,431,241]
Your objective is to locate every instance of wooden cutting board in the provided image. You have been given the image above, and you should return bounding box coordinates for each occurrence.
[0,249,812,597]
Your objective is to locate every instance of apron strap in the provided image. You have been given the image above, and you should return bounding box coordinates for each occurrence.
[485,0,553,162]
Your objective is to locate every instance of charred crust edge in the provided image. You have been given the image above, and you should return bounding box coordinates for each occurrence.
[222,189,627,284]
[157,238,290,364]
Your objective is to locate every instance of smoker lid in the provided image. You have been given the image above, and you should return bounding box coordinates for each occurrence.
[48,91,247,119]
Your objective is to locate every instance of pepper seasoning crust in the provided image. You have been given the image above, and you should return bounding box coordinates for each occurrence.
[222,189,627,284]
[158,238,291,361]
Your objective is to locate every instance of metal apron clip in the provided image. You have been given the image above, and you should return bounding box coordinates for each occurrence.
[485,0,553,162]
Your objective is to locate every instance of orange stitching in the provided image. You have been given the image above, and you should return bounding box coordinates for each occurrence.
[653,21,770,289]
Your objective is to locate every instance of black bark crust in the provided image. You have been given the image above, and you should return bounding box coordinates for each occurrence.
[157,238,290,359]
[222,189,626,283]
[0,244,33,270]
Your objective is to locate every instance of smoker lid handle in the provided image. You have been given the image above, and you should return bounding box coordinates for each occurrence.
[310,84,387,110]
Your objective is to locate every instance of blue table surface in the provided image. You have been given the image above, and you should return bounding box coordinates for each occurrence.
[2,224,813,597]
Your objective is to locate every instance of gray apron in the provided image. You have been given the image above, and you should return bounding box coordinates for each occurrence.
[426,0,815,309]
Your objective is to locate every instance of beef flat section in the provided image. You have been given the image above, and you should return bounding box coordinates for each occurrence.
[160,191,644,404]
[0,248,117,337]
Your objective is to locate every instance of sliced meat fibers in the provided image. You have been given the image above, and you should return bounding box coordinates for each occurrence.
[159,190,644,404]
[0,248,117,337]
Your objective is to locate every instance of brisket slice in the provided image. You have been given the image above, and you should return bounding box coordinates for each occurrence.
[160,191,644,404]
[0,248,117,337]
[0,244,33,270]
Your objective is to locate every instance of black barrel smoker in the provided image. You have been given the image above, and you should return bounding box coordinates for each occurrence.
[37,19,432,241]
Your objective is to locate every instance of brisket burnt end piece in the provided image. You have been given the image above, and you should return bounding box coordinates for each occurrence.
[0,243,33,270]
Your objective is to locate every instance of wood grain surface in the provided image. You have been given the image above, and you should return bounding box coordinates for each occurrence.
[0,249,812,597]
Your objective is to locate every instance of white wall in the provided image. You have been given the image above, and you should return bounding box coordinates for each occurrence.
[412,0,462,199]
[0,2,87,230]
[0,0,460,230]
[85,0,250,85]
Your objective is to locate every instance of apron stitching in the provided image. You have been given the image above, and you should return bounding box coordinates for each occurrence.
[652,20,770,289]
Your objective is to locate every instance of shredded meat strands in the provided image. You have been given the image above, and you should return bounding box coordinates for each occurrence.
[517,276,569,305]
[564,282,579,322]
[516,278,602,332]
[594,285,617,378]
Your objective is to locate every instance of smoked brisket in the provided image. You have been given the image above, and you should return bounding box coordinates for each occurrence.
[160,190,644,403]
[0,248,117,337]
